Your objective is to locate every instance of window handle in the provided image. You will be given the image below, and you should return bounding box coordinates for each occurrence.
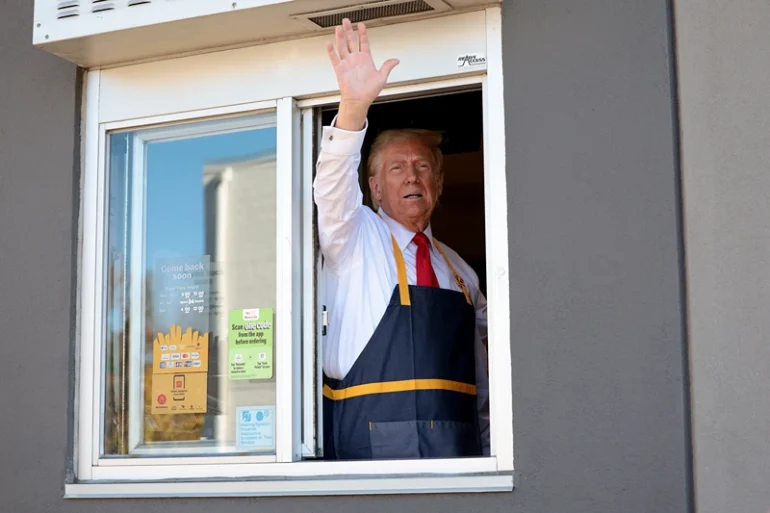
[322,306,328,336]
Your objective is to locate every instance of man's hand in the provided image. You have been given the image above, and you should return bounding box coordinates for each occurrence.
[326,18,399,131]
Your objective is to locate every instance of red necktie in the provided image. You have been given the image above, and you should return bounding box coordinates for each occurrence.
[412,232,439,288]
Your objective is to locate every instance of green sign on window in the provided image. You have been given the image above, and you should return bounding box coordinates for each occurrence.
[228,308,274,380]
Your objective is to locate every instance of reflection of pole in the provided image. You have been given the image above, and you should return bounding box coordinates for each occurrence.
[203,171,218,438]
[215,167,233,441]
[128,134,148,452]
[118,135,131,455]
[116,257,127,454]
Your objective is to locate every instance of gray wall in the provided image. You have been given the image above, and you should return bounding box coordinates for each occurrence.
[675,1,770,513]
[504,0,690,511]
[0,0,81,510]
[0,0,690,512]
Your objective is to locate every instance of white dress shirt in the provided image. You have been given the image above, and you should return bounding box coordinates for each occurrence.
[313,118,490,454]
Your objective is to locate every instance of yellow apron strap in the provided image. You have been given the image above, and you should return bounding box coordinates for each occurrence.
[433,238,473,305]
[391,235,411,306]
[323,378,477,401]
[380,210,468,306]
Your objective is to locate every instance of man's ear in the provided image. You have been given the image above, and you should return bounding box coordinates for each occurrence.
[368,175,381,202]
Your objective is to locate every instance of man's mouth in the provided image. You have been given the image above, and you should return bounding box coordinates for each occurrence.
[403,193,423,200]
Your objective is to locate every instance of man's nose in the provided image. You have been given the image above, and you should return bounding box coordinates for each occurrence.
[404,164,420,183]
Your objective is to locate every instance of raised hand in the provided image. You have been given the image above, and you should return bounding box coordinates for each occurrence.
[326,18,399,131]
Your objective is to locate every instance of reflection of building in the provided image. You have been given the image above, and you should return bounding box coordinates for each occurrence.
[202,150,277,446]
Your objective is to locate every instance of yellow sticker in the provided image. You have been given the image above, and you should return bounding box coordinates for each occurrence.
[150,372,208,414]
[152,324,209,374]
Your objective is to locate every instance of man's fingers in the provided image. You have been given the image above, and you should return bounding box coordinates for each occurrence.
[335,26,349,58]
[358,22,370,53]
[379,58,400,81]
[326,40,341,68]
[343,18,359,54]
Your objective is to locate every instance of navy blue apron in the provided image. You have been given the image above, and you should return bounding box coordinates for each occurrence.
[323,234,481,460]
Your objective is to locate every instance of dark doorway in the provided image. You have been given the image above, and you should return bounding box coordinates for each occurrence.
[320,88,487,294]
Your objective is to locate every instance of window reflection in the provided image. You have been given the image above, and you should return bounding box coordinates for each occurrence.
[103,114,277,457]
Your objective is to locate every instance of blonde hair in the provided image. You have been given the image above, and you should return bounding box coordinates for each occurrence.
[366,129,444,210]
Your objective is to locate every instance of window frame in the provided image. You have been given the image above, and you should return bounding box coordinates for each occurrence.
[70,6,512,497]
[98,107,294,464]
[80,97,304,471]
[116,112,283,459]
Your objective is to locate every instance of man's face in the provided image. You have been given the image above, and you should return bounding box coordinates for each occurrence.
[369,138,442,231]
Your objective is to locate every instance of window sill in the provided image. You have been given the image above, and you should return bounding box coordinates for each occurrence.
[65,472,514,498]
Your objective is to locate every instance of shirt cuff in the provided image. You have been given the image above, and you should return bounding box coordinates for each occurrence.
[320,115,368,156]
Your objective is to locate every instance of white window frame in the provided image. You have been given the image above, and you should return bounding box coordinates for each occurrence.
[69,6,512,498]
[117,112,283,459]
[80,97,303,470]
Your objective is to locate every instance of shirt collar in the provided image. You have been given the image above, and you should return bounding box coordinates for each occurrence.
[378,208,433,251]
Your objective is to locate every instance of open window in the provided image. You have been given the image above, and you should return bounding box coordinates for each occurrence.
[319,88,487,294]
[307,87,490,461]
[70,7,511,498]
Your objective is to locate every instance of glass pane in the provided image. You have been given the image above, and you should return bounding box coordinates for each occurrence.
[102,113,278,457]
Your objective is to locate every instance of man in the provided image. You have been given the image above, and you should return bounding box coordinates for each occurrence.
[314,18,489,460]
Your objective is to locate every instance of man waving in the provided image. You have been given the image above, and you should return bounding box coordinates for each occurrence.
[314,18,490,460]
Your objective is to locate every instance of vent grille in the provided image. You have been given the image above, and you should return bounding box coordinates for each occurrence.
[307,0,434,28]
[57,0,79,19]
[127,0,152,5]
[92,0,115,13]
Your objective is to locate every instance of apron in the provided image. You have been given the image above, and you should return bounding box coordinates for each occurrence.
[323,234,481,460]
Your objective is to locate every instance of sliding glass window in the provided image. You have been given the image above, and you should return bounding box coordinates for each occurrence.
[102,113,281,458]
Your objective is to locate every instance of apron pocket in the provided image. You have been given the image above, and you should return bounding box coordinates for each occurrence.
[418,420,481,458]
[369,420,481,459]
[369,421,420,459]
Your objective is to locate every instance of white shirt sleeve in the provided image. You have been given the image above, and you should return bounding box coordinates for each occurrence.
[473,287,491,456]
[312,117,369,271]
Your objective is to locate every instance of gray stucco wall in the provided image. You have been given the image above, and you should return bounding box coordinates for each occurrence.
[0,0,81,510]
[504,0,690,511]
[0,0,690,512]
[675,1,770,513]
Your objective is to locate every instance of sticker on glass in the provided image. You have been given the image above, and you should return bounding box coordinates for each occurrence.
[236,406,275,451]
[228,308,274,380]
